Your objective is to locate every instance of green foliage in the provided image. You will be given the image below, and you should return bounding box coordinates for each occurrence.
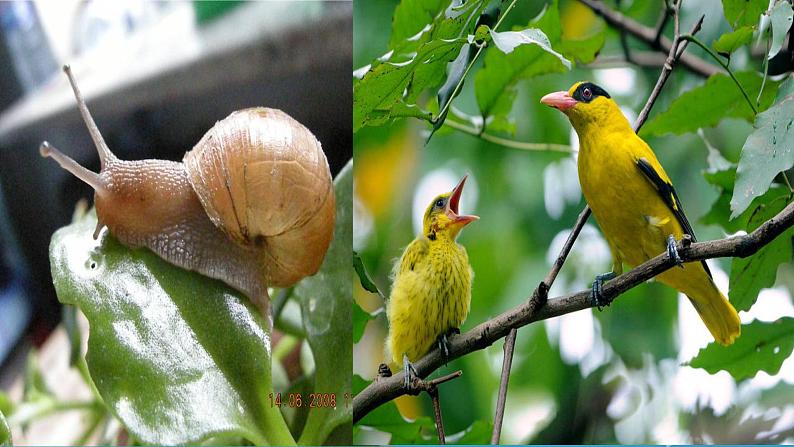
[712,26,754,55]
[731,87,794,217]
[0,409,9,446]
[353,0,490,132]
[722,0,766,29]
[640,72,778,137]
[49,210,289,446]
[769,0,794,59]
[688,317,794,380]
[293,160,353,445]
[353,301,376,343]
[474,1,603,130]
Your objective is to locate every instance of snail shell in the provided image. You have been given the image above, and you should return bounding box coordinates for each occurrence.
[40,65,335,314]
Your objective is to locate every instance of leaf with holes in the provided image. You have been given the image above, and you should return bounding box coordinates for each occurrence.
[731,94,794,217]
[688,317,794,380]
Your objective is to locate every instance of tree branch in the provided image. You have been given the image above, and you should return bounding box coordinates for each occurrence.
[578,0,720,77]
[353,200,794,422]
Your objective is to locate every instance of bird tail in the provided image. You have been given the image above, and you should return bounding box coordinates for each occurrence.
[685,283,741,346]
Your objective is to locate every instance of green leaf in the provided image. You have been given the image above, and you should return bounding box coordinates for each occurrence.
[0,408,10,446]
[353,38,465,132]
[353,301,376,344]
[712,26,754,54]
[294,159,353,445]
[389,0,444,48]
[489,28,571,68]
[474,0,603,124]
[729,189,794,311]
[49,212,291,445]
[769,0,793,59]
[353,251,384,297]
[731,94,794,217]
[62,305,82,367]
[641,72,779,137]
[688,317,794,380]
[722,0,766,29]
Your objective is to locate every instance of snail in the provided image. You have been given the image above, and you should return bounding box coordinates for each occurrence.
[40,65,335,315]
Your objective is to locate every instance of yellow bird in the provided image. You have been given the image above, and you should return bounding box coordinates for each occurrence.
[541,82,740,345]
[386,176,478,386]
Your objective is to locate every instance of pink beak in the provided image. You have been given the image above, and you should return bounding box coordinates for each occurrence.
[447,175,479,227]
[541,91,577,111]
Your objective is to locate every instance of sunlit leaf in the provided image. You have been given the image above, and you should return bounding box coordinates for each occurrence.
[722,0,766,29]
[389,0,445,49]
[769,0,793,59]
[731,94,794,217]
[712,26,754,54]
[294,160,353,445]
[688,317,794,380]
[728,188,793,311]
[49,212,290,445]
[490,28,571,68]
[641,72,779,137]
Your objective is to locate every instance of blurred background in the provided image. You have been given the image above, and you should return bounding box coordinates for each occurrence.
[0,1,350,442]
[353,0,794,444]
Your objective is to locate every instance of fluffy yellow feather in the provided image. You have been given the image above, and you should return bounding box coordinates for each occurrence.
[386,176,478,379]
[542,82,740,345]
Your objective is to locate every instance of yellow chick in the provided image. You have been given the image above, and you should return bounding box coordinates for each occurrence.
[386,176,478,386]
[541,82,740,345]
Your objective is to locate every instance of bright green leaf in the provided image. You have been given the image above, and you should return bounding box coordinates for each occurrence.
[731,94,794,217]
[389,0,444,48]
[353,38,465,132]
[688,317,794,380]
[712,26,754,54]
[49,212,291,445]
[640,72,778,137]
[0,408,10,446]
[489,28,571,68]
[294,160,353,445]
[722,0,766,29]
[729,189,794,311]
[353,251,384,297]
[769,0,794,59]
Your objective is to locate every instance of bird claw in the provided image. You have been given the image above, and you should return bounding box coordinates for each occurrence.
[591,271,616,309]
[667,235,683,267]
[403,355,418,390]
[438,333,451,364]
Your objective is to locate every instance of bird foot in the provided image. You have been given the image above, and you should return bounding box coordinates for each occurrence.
[591,271,617,309]
[403,355,418,390]
[437,333,453,364]
[667,235,683,267]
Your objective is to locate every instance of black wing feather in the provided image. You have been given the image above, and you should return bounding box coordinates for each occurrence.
[636,157,712,277]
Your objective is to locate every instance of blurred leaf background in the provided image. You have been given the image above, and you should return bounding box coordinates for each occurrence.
[353,0,794,444]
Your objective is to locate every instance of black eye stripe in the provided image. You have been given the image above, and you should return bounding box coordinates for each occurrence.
[572,82,611,102]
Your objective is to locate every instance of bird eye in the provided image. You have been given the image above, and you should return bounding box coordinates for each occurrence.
[435,199,445,207]
[583,88,592,99]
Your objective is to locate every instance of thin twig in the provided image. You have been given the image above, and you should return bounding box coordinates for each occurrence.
[353,201,794,421]
[443,119,573,153]
[578,0,720,77]
[490,328,516,444]
[406,370,463,444]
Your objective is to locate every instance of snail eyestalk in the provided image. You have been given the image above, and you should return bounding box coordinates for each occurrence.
[62,64,116,168]
[40,141,105,193]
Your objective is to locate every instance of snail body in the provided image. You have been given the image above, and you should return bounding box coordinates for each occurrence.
[41,66,335,314]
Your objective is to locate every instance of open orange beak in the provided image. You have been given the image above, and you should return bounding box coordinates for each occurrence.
[541,90,577,111]
[446,175,479,226]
